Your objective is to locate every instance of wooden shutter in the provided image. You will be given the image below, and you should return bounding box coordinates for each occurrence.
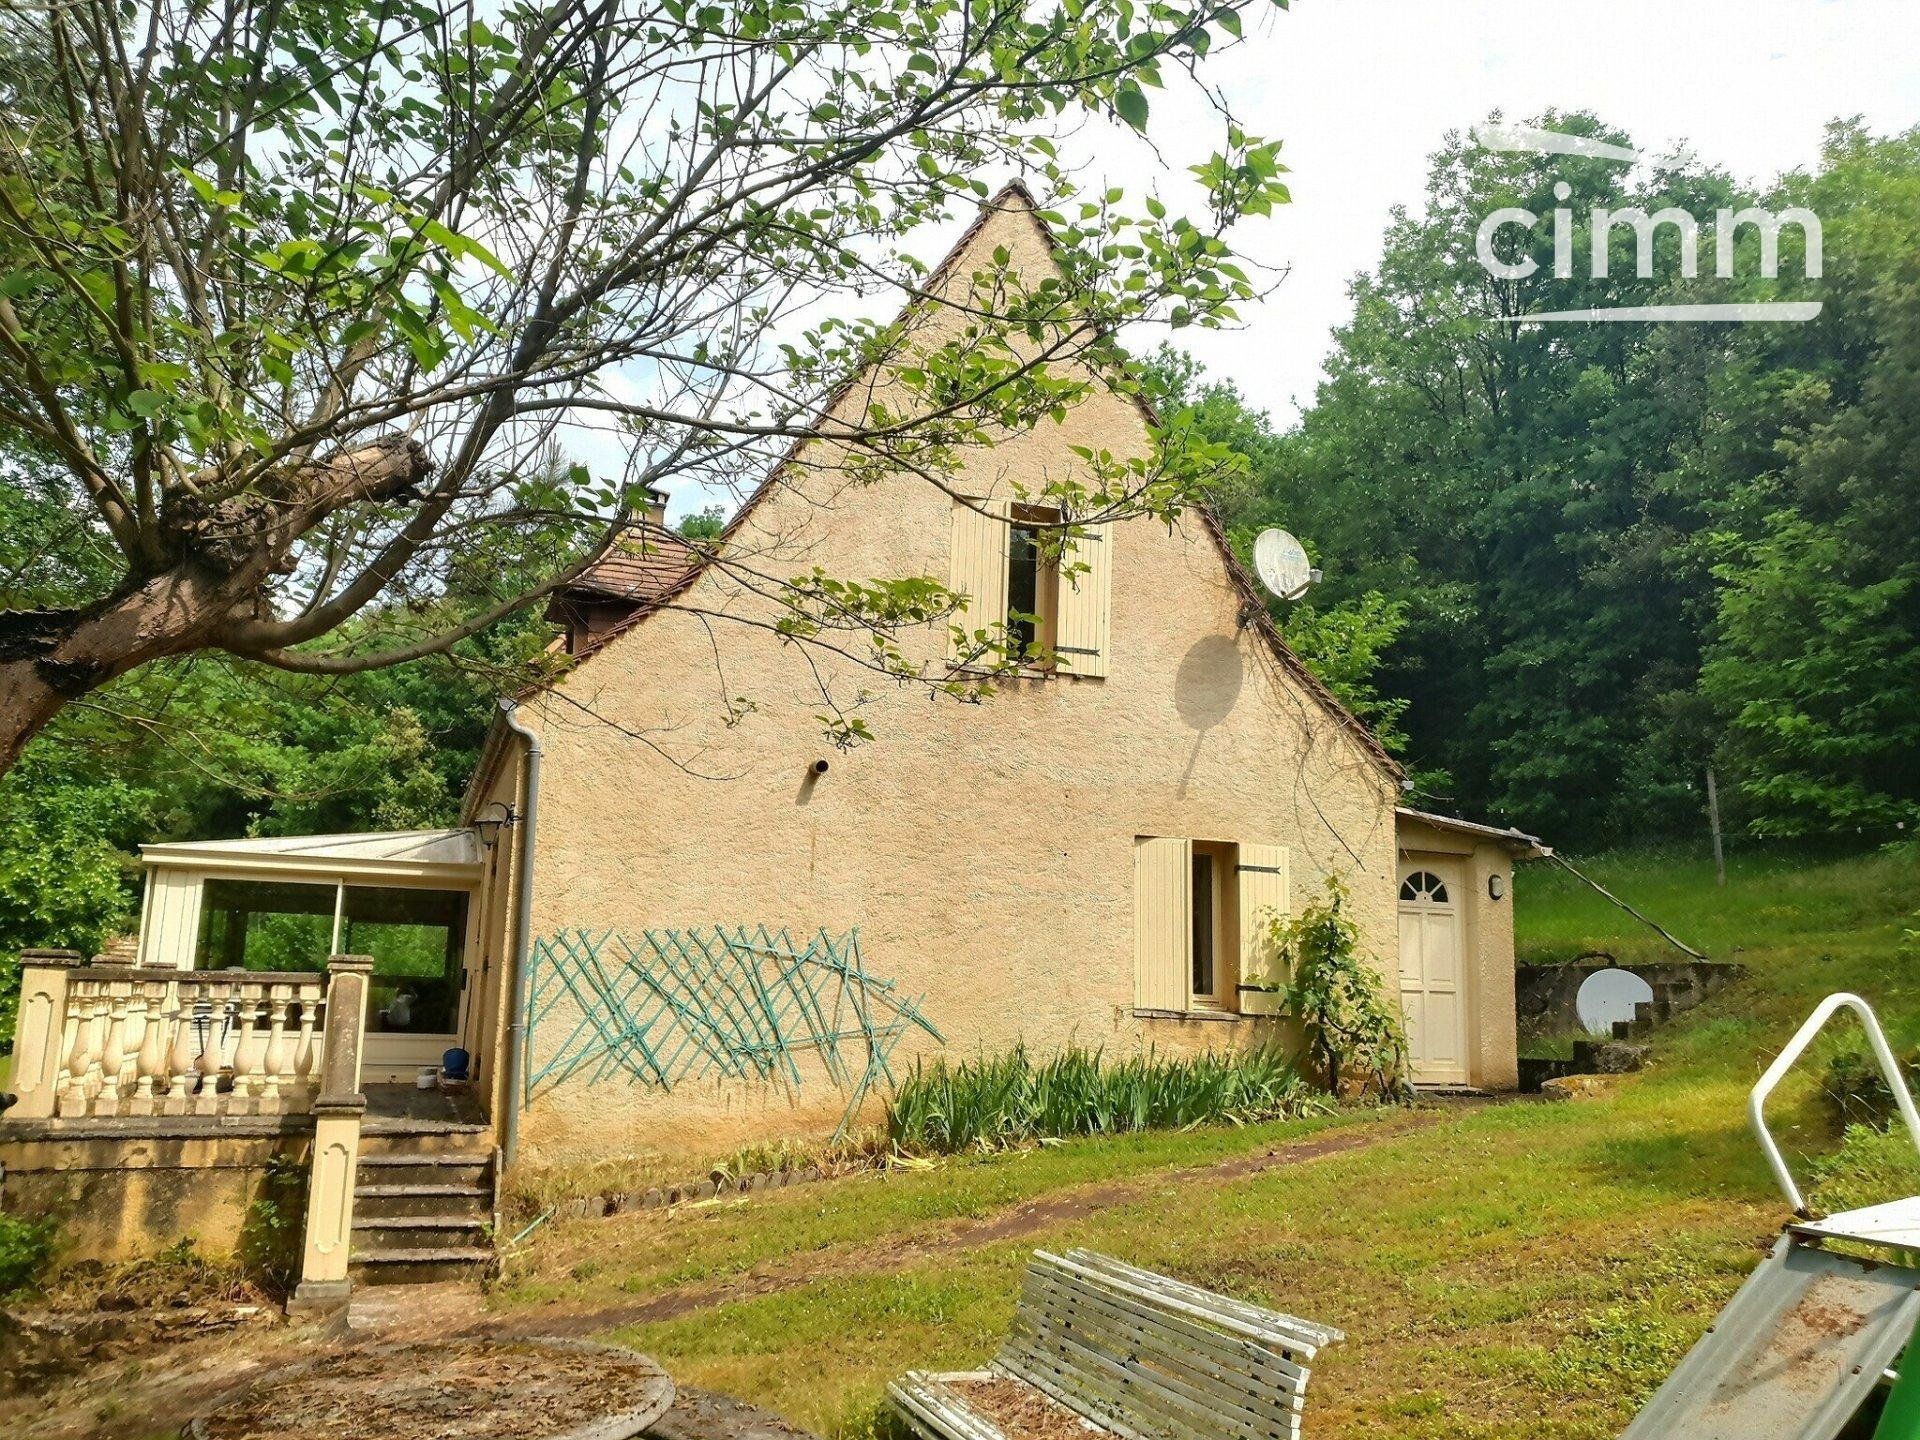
[1054,520,1113,676]
[948,498,1010,664]
[1236,844,1291,1015]
[1134,836,1191,1011]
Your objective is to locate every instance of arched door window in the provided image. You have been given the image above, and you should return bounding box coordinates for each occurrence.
[1399,870,1450,904]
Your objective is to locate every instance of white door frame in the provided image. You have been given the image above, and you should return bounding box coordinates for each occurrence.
[1398,858,1471,1086]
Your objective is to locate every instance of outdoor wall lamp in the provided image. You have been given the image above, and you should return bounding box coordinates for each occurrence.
[472,801,516,848]
[1489,873,1506,901]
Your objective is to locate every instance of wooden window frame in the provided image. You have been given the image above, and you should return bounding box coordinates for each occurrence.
[1007,502,1061,672]
[1188,840,1238,1012]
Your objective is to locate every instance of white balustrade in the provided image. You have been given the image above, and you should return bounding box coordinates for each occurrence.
[50,967,328,1119]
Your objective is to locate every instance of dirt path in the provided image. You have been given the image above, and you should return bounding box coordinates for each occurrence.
[504,1103,1471,1336]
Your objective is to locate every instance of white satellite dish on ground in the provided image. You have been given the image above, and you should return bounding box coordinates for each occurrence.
[1575,967,1655,1035]
[1252,528,1319,602]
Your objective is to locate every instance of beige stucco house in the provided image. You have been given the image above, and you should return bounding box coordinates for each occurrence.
[1,189,1542,1285]
[449,187,1543,1167]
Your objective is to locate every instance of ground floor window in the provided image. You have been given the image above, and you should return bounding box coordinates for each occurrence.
[190,876,469,1036]
[1136,838,1292,1015]
[196,878,336,971]
[1189,843,1235,1004]
[345,886,468,1035]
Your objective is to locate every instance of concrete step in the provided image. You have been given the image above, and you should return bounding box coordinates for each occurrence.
[352,1215,490,1253]
[358,1125,493,1160]
[354,1182,492,1219]
[354,1153,491,1187]
[350,1247,493,1286]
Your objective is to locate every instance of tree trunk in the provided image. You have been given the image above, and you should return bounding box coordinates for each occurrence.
[0,565,258,774]
[0,437,434,779]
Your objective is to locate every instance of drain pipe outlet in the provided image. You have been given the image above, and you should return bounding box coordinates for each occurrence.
[498,699,543,1170]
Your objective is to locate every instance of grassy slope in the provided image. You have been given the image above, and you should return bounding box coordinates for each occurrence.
[497,844,1920,1440]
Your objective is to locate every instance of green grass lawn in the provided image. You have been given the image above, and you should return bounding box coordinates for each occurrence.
[496,841,1920,1440]
[1514,842,1918,967]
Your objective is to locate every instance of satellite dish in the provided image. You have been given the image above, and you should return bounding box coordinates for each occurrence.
[1252,528,1318,602]
[1575,968,1655,1035]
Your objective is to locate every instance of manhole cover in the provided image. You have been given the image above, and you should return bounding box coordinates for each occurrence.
[188,1337,673,1440]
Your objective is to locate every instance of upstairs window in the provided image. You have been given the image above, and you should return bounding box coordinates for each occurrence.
[949,498,1112,676]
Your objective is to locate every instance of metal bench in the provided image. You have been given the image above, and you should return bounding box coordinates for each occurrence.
[889,1249,1344,1440]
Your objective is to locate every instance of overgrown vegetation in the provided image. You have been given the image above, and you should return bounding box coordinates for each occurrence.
[885,1044,1325,1155]
[1272,881,1409,1099]
[0,1212,53,1297]
[238,1153,310,1296]
[1818,1046,1920,1134]
[1151,116,1920,847]
[1808,1124,1920,1218]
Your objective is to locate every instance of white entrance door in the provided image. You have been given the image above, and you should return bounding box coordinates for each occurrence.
[1398,865,1469,1085]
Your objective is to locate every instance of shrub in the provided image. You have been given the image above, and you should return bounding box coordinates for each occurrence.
[1271,878,1410,1100]
[1819,1045,1920,1134]
[239,1153,309,1295]
[0,1212,55,1297]
[886,1044,1323,1155]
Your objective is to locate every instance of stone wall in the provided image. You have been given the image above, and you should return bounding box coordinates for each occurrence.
[0,1119,311,1262]
[1515,959,1745,1033]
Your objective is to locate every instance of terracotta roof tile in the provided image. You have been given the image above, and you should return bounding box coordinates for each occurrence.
[562,528,700,605]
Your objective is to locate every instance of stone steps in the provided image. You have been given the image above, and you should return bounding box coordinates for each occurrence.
[350,1246,496,1286]
[348,1128,497,1287]
[1611,968,1742,1040]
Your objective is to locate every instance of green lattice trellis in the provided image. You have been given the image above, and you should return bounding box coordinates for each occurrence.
[524,926,941,1138]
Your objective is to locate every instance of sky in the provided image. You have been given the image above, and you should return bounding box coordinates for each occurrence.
[1150,0,1920,427]
[635,0,1920,520]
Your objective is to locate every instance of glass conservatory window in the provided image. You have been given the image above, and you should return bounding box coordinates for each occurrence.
[191,877,469,1035]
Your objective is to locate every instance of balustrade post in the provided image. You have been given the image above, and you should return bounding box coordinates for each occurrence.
[292,992,321,1100]
[98,981,133,1113]
[164,983,200,1115]
[132,986,167,1115]
[291,956,374,1319]
[259,984,291,1111]
[193,980,228,1116]
[229,984,262,1112]
[6,950,81,1120]
[60,983,101,1116]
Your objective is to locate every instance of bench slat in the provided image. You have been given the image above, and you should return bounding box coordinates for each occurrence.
[998,1345,1210,1440]
[889,1372,1019,1440]
[1062,1252,1342,1351]
[1002,1323,1298,1440]
[1017,1261,1313,1393]
[1006,1310,1302,1440]
[1046,1251,1338,1357]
